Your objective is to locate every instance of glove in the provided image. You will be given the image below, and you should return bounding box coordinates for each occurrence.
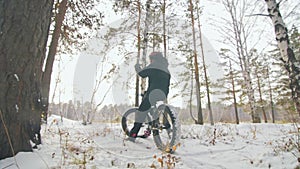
[134,63,142,72]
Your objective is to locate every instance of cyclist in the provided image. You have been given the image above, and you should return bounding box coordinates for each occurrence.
[129,52,171,139]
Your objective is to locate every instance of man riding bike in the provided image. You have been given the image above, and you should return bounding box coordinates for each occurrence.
[129,52,171,140]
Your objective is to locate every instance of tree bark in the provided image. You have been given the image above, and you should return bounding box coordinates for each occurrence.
[41,0,67,120]
[256,68,267,123]
[135,0,142,107]
[140,0,152,94]
[162,0,167,58]
[265,0,300,115]
[266,66,276,123]
[229,60,239,124]
[196,2,214,125]
[223,0,260,123]
[188,0,203,125]
[0,0,53,159]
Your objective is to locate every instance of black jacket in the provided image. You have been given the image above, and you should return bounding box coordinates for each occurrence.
[135,60,170,96]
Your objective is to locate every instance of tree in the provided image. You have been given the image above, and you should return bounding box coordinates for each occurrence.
[250,50,268,123]
[195,0,214,125]
[218,48,241,124]
[43,0,104,119]
[188,0,204,125]
[221,0,261,123]
[41,0,67,122]
[0,0,53,160]
[264,0,300,115]
[113,0,151,106]
[136,0,142,106]
[266,66,276,123]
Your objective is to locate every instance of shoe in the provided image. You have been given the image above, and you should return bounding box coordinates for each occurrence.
[130,133,137,138]
[129,122,142,136]
[127,134,137,142]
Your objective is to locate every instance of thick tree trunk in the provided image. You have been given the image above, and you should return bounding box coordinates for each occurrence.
[0,0,53,160]
[265,0,300,115]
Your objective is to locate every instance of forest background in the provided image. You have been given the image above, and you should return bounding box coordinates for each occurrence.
[0,0,300,161]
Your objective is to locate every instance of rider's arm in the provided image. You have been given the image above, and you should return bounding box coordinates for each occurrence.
[134,63,142,73]
[137,66,152,78]
[135,63,153,78]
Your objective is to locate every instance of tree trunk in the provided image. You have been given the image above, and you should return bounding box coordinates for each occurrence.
[229,60,239,124]
[256,68,267,123]
[189,0,203,125]
[265,0,300,115]
[0,0,53,160]
[223,0,260,123]
[135,0,142,107]
[267,66,276,123]
[162,0,167,58]
[42,0,68,120]
[140,0,152,94]
[196,2,214,125]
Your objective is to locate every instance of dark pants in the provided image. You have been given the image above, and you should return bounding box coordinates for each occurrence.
[135,89,167,123]
[130,89,167,136]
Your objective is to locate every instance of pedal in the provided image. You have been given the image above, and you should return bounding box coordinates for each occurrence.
[163,123,171,129]
[144,129,151,137]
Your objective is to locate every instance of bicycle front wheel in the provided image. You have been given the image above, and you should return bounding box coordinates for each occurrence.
[152,104,180,153]
[121,108,138,137]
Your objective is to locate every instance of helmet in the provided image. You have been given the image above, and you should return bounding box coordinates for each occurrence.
[149,52,163,61]
[149,52,169,67]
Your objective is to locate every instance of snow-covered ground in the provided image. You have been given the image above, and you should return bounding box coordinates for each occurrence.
[1,115,299,169]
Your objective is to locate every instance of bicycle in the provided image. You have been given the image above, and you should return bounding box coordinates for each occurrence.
[121,100,180,153]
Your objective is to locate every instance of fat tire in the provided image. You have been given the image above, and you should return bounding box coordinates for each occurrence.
[121,108,138,137]
[152,104,180,153]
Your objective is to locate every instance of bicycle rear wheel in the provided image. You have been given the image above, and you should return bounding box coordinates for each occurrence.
[121,108,138,137]
[152,104,180,153]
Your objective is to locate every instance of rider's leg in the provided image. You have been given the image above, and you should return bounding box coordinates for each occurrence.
[129,122,142,138]
[129,96,151,138]
[148,89,167,123]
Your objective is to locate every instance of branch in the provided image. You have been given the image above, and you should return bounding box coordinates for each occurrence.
[245,13,274,17]
[0,109,19,168]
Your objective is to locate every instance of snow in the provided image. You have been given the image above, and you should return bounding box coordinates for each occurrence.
[1,115,299,169]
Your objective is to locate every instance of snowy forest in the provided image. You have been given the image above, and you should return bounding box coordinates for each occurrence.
[0,0,300,168]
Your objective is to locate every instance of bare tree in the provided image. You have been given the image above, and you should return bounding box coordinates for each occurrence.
[222,0,261,123]
[188,0,204,125]
[136,0,142,106]
[87,61,116,124]
[266,66,276,123]
[195,0,214,125]
[162,0,167,58]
